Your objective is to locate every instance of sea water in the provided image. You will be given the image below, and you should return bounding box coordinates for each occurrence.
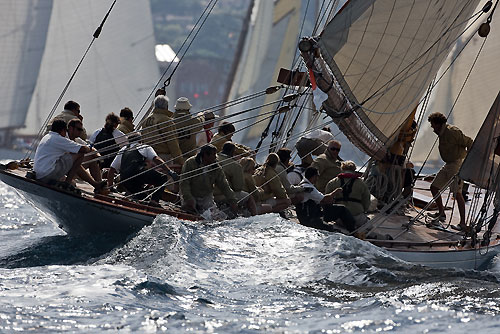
[1,167,500,333]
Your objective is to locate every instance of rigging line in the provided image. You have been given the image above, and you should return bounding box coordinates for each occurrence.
[354,11,484,117]
[358,3,483,107]
[163,0,218,88]
[134,0,219,123]
[408,80,434,161]
[312,0,337,35]
[86,99,285,165]
[24,0,118,159]
[114,106,285,188]
[86,87,277,155]
[126,119,337,202]
[129,118,335,198]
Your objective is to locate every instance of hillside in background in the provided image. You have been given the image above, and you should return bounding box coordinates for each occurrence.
[149,0,251,110]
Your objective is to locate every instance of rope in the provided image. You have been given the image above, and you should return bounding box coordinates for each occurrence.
[134,0,220,124]
[25,0,118,159]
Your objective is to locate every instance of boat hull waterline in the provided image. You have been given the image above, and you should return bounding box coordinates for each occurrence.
[0,170,155,234]
[1,169,499,269]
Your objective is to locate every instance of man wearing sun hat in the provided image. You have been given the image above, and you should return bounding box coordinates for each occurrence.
[173,97,204,159]
[196,110,218,147]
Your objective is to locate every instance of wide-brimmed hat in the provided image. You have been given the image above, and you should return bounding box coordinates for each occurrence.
[174,97,192,110]
[197,110,219,121]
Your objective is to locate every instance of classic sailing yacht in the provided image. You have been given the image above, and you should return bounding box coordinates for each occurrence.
[1,0,500,270]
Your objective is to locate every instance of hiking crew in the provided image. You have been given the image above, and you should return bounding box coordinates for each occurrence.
[141,95,184,166]
[89,113,127,168]
[296,167,355,232]
[180,144,237,214]
[326,161,371,226]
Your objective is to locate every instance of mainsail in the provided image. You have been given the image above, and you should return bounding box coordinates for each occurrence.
[19,0,160,136]
[0,1,52,132]
[411,2,500,167]
[310,0,482,160]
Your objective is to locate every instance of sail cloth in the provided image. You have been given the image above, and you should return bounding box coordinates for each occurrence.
[19,0,160,136]
[459,92,500,189]
[317,0,482,159]
[411,2,500,168]
[0,0,52,130]
[225,0,318,148]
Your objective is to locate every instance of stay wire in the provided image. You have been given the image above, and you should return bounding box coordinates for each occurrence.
[85,87,276,160]
[25,0,117,160]
[134,0,219,124]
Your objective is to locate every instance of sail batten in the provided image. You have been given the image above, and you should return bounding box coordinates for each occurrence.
[313,0,481,158]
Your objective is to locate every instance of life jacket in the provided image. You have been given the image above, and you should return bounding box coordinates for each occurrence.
[339,177,362,203]
[94,129,119,168]
[120,145,147,180]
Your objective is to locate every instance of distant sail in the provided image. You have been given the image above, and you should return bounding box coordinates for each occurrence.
[315,0,481,160]
[225,0,318,145]
[0,0,52,130]
[19,0,160,136]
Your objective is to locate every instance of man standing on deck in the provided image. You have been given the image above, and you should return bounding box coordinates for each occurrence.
[427,112,473,232]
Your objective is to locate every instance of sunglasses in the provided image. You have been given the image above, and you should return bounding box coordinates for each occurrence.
[329,147,340,151]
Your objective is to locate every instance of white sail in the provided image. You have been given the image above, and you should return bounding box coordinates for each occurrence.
[19,0,160,136]
[225,0,318,147]
[411,4,500,167]
[316,0,482,159]
[0,0,52,130]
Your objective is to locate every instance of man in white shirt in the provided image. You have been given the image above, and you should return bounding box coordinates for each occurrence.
[108,132,178,203]
[67,118,102,183]
[296,166,355,232]
[34,119,104,192]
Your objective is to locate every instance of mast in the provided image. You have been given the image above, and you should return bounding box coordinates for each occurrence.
[221,0,255,116]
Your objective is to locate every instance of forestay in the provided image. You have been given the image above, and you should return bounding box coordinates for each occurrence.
[318,0,481,158]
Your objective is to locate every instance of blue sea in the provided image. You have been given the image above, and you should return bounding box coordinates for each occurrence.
[2,155,500,333]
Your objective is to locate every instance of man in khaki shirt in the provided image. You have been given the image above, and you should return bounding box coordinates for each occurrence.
[427,112,473,232]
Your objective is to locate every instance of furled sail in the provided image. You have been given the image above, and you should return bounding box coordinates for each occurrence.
[19,0,160,136]
[311,0,482,160]
[459,91,500,189]
[0,0,52,130]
